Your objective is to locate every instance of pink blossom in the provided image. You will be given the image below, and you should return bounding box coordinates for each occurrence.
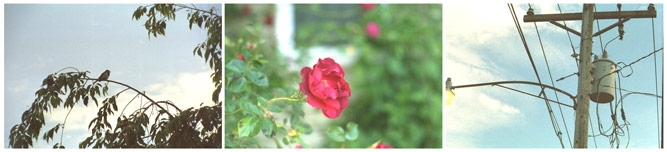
[366,22,380,39]
[237,54,244,61]
[361,4,376,11]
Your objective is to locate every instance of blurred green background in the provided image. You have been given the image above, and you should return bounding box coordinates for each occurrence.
[225,4,442,148]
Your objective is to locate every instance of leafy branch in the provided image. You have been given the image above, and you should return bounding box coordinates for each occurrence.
[132,3,222,103]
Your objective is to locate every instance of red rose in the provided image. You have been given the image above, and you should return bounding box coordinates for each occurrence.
[248,43,254,50]
[237,54,244,61]
[374,142,392,148]
[300,58,351,119]
[242,5,251,17]
[264,13,274,26]
[366,22,380,39]
[361,4,376,11]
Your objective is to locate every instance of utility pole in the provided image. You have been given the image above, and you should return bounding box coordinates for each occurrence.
[572,4,594,148]
[523,3,656,148]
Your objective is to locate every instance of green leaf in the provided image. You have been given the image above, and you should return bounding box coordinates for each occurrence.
[257,96,267,106]
[246,70,269,87]
[268,104,282,113]
[344,122,359,141]
[277,88,287,96]
[237,117,260,137]
[226,59,245,73]
[240,101,263,116]
[260,117,276,137]
[326,126,346,142]
[225,101,237,113]
[225,36,235,47]
[228,77,246,93]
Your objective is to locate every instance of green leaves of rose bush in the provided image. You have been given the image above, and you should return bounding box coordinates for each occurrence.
[226,58,268,93]
[326,122,359,142]
[224,19,312,148]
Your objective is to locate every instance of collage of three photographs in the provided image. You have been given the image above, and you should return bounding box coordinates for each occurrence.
[3,3,664,149]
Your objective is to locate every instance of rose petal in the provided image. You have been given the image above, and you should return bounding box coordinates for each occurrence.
[339,97,349,110]
[311,65,322,81]
[334,63,344,77]
[323,98,341,110]
[338,79,351,97]
[321,76,339,98]
[322,108,341,119]
[321,86,338,99]
[306,95,326,109]
[300,67,313,95]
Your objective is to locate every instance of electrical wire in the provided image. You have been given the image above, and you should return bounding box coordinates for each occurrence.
[650,6,661,148]
[596,48,663,82]
[589,114,598,148]
[603,35,620,51]
[509,4,566,148]
[595,6,605,54]
[592,71,630,148]
[531,7,573,147]
[557,4,580,67]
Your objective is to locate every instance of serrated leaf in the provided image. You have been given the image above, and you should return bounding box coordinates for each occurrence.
[225,101,237,113]
[260,117,276,137]
[344,122,359,141]
[226,59,245,73]
[326,126,346,142]
[268,104,282,113]
[246,70,268,87]
[237,117,260,137]
[228,77,246,93]
[240,101,263,116]
[257,96,267,106]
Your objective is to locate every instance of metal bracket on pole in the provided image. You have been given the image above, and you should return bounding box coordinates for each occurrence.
[549,20,582,36]
[593,17,630,37]
[549,17,632,38]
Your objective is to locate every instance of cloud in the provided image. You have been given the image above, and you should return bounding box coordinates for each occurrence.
[445,3,539,148]
[146,71,216,109]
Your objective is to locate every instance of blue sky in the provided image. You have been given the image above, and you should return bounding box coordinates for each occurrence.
[445,3,664,148]
[3,4,220,148]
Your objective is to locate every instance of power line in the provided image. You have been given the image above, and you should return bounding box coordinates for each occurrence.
[531,9,573,147]
[649,4,661,148]
[595,7,604,54]
[557,4,580,67]
[510,3,566,148]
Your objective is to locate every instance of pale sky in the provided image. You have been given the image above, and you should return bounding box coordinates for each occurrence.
[3,4,220,148]
[445,3,664,148]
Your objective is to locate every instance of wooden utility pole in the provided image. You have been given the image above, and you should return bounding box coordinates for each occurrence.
[523,4,656,148]
[572,4,594,148]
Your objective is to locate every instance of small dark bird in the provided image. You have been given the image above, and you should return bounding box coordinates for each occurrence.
[93,70,110,84]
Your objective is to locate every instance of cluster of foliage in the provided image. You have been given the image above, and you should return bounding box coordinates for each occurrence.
[9,4,222,148]
[224,4,317,148]
[293,4,443,148]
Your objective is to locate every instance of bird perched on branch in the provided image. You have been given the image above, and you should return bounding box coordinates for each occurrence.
[93,70,110,84]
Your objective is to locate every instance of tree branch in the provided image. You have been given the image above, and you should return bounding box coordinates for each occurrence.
[85,78,182,117]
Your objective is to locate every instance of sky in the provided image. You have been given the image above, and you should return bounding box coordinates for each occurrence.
[3,4,220,148]
[445,3,664,148]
